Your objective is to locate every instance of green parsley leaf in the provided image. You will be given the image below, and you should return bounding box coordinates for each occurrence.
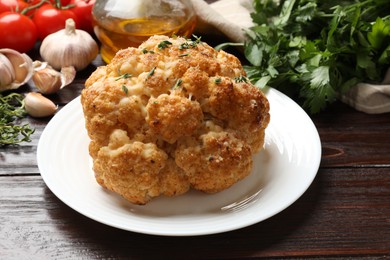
[242,0,390,113]
[368,17,390,50]
[310,66,330,89]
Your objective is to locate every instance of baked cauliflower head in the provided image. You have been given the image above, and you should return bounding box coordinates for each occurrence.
[81,35,270,205]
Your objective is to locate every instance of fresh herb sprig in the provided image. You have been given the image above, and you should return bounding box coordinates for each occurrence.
[244,0,390,113]
[0,93,35,145]
[172,78,183,89]
[115,72,132,81]
[179,35,202,50]
[147,67,156,78]
[158,40,173,49]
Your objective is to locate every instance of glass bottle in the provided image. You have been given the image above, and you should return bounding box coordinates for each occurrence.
[92,0,197,63]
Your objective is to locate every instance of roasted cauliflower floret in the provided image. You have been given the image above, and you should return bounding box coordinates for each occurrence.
[93,130,166,204]
[146,93,203,144]
[175,131,252,193]
[81,35,270,205]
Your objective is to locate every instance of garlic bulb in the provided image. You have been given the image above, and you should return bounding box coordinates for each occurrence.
[32,61,76,94]
[0,48,34,92]
[40,18,99,71]
[24,92,58,117]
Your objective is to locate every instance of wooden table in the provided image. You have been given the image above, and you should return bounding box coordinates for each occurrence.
[1,16,390,260]
[2,51,390,260]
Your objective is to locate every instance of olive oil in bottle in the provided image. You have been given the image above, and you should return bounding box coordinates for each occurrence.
[92,0,197,63]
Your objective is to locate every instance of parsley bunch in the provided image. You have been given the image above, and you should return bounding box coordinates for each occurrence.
[0,93,34,145]
[244,0,390,113]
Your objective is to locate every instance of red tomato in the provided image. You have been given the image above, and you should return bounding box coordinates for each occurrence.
[24,0,71,6]
[68,0,94,34]
[0,0,28,13]
[0,11,37,53]
[32,4,78,40]
[56,0,71,6]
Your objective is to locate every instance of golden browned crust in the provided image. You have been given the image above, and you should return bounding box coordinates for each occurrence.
[81,35,270,205]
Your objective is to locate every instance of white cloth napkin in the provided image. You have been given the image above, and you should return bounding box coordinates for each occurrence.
[191,0,390,114]
[192,0,253,43]
[339,69,390,114]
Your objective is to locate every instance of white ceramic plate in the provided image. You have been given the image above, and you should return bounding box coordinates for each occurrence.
[37,88,321,236]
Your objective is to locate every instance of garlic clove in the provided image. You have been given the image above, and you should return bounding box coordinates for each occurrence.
[32,67,62,94]
[32,60,48,71]
[0,53,15,88]
[31,62,76,94]
[0,48,34,91]
[24,92,58,118]
[60,66,77,87]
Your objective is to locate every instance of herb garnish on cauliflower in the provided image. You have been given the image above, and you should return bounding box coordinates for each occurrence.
[81,35,270,205]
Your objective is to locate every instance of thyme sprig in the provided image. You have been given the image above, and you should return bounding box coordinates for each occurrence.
[179,35,202,50]
[234,75,249,83]
[158,40,173,49]
[0,93,35,145]
[172,78,183,89]
[115,72,132,81]
[122,85,129,95]
[147,67,156,78]
[142,48,155,54]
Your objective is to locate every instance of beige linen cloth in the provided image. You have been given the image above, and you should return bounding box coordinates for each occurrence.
[191,0,390,114]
